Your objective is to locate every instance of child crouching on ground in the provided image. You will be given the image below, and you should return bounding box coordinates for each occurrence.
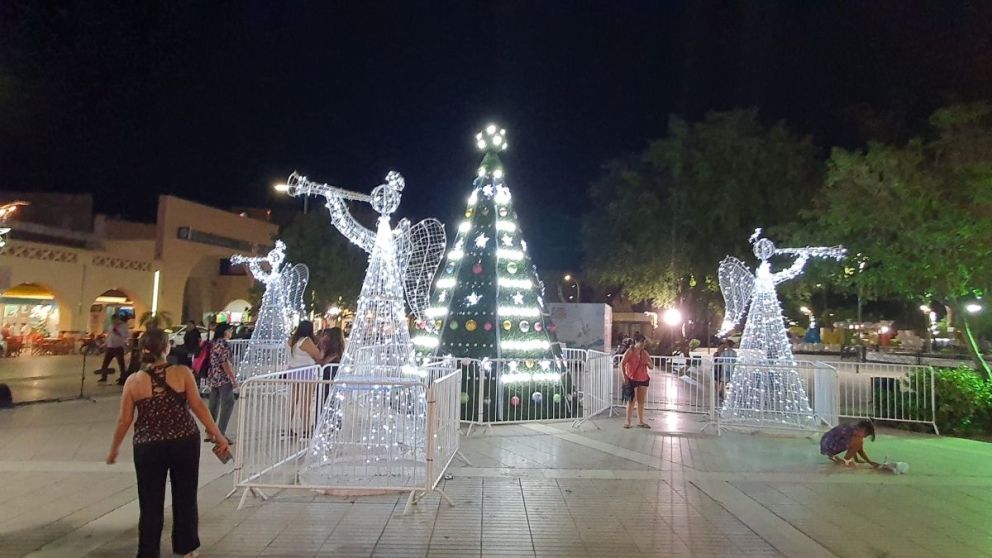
[820,420,880,468]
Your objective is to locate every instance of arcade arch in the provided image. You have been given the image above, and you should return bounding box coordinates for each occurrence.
[89,288,146,334]
[0,283,67,337]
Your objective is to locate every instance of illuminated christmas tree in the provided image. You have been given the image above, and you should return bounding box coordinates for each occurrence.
[414,125,573,421]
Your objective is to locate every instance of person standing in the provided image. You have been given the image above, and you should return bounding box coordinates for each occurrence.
[106,328,229,558]
[621,335,653,429]
[319,327,345,379]
[286,321,323,437]
[713,339,737,404]
[206,324,237,444]
[98,314,130,383]
[181,321,202,368]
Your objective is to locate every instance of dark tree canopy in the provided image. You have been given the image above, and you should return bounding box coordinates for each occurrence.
[807,102,992,376]
[278,210,367,317]
[583,109,821,333]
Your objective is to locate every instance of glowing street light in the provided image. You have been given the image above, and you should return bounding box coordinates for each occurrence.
[662,308,683,327]
[967,303,983,313]
[275,181,308,213]
[562,274,580,302]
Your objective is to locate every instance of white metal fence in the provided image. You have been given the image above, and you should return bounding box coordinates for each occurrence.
[611,355,713,417]
[229,339,288,381]
[716,358,833,434]
[229,362,461,514]
[571,350,614,429]
[830,361,939,434]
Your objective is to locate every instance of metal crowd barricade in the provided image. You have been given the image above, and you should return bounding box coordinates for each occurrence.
[457,354,587,434]
[611,355,713,417]
[717,359,831,434]
[831,361,939,434]
[571,350,615,429]
[229,362,462,514]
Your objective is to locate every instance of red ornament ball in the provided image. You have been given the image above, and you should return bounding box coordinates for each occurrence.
[534,322,543,332]
[548,324,557,333]
[473,263,483,275]
[510,396,521,407]
[484,322,493,331]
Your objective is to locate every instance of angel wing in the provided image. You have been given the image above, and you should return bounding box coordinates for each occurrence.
[283,263,310,320]
[717,257,755,334]
[395,218,446,329]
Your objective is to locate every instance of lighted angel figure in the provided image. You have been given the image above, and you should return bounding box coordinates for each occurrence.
[718,229,845,363]
[717,229,845,430]
[285,171,446,372]
[231,240,309,343]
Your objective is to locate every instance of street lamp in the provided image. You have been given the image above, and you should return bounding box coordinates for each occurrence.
[274,182,308,214]
[563,274,581,302]
[663,308,682,327]
[967,303,983,313]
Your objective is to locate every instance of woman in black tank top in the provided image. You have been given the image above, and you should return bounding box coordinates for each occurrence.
[107,329,229,558]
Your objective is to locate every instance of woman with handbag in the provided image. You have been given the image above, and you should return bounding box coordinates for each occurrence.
[621,335,653,429]
[106,328,230,558]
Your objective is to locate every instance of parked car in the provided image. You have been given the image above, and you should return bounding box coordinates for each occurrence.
[232,324,255,340]
[166,325,208,347]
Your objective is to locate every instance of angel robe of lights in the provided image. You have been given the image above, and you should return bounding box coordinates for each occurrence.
[290,172,446,489]
[718,231,844,430]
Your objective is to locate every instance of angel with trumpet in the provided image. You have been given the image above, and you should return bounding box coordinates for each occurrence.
[282,171,445,371]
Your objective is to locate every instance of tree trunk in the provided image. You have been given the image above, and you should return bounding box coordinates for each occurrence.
[955,301,990,381]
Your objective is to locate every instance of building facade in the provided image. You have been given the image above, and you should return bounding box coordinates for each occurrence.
[0,192,278,335]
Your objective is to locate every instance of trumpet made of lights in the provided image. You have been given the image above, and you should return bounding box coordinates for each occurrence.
[718,229,845,431]
[231,241,309,378]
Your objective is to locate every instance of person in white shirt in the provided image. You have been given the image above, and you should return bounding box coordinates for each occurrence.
[98,314,130,383]
[286,321,325,438]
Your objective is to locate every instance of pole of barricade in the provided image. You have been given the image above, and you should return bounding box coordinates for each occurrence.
[479,361,493,435]
[701,358,719,435]
[929,369,940,435]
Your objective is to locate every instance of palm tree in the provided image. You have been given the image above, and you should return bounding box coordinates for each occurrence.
[139,311,174,331]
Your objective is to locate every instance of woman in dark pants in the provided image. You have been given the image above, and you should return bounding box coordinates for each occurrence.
[107,329,229,558]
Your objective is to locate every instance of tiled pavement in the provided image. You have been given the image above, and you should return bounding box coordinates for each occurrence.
[2,398,991,557]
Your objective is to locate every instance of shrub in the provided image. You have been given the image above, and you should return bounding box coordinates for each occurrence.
[908,366,992,435]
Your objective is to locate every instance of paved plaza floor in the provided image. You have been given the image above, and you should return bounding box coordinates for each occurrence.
[1,396,991,557]
[0,355,122,404]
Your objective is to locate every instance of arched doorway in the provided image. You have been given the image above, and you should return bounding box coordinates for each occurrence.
[0,283,61,338]
[90,289,140,334]
[217,298,251,325]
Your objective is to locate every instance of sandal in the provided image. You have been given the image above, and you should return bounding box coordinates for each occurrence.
[637,424,651,429]
[623,424,632,429]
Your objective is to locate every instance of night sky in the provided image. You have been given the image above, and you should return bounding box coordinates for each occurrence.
[3,1,991,269]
